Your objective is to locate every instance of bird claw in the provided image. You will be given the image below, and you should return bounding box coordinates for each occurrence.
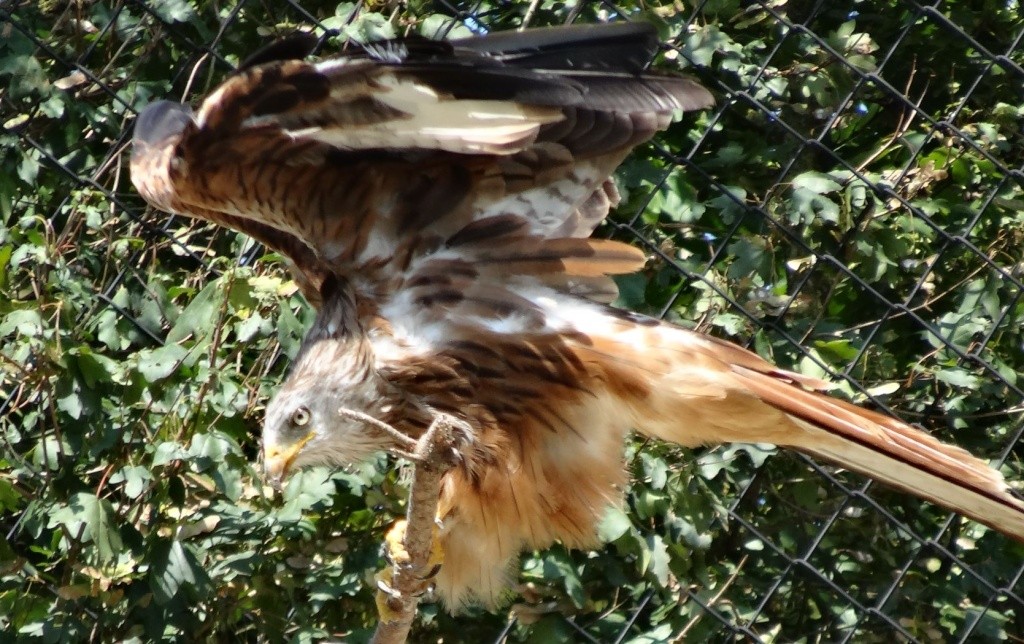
[374,570,405,621]
[375,568,436,620]
[372,417,459,623]
[376,572,435,599]
[427,413,473,467]
[375,518,444,621]
[447,417,474,461]
[383,519,412,566]
[382,518,445,575]
[423,562,443,580]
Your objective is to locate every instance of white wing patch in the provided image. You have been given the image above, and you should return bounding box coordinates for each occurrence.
[295,72,564,154]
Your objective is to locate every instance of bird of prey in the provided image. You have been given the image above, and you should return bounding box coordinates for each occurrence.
[131,22,1024,610]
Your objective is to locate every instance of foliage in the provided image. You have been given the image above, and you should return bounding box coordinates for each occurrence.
[2,0,1023,641]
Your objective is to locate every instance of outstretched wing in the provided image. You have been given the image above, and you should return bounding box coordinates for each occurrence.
[130,23,713,305]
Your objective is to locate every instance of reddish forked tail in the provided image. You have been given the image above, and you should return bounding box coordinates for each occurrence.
[599,319,1024,541]
[738,362,1024,540]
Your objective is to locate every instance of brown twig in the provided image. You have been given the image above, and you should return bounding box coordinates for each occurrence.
[339,407,420,458]
[371,413,468,644]
[519,0,542,30]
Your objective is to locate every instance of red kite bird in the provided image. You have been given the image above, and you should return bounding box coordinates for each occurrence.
[131,22,1024,609]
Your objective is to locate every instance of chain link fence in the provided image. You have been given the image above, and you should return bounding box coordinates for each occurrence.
[3,0,1024,641]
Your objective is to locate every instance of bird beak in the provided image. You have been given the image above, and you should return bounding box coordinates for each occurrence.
[263,432,315,488]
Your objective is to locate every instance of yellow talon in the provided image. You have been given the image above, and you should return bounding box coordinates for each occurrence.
[426,524,444,573]
[375,569,404,623]
[383,518,444,574]
[375,517,447,622]
[385,519,411,565]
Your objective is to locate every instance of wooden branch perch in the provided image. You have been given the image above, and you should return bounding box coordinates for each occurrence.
[370,413,467,644]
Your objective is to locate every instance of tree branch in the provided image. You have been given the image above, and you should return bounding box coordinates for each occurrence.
[370,413,468,644]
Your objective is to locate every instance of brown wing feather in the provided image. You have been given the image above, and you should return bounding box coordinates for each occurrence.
[131,25,712,308]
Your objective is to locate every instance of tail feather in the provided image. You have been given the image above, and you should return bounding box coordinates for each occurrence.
[796,419,1024,539]
[734,364,1024,539]
[597,319,1024,541]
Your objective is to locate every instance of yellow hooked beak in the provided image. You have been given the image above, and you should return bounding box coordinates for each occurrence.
[263,432,315,487]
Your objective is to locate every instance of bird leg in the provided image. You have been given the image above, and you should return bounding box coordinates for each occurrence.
[371,413,470,644]
[374,517,445,620]
[381,518,445,578]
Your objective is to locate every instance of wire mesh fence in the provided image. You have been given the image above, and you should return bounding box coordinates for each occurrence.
[3,0,1024,641]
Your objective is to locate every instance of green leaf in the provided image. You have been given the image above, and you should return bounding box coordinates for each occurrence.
[646,534,671,585]
[276,300,309,358]
[934,368,982,389]
[167,280,224,343]
[0,243,12,285]
[673,515,713,550]
[641,452,669,490]
[188,431,235,466]
[110,465,152,499]
[0,478,22,512]
[657,168,705,223]
[0,309,43,338]
[235,312,265,342]
[523,615,575,643]
[48,493,123,563]
[136,344,187,382]
[541,551,585,608]
[152,441,189,466]
[186,432,244,499]
[344,12,397,43]
[148,0,197,23]
[149,539,211,604]
[420,14,474,39]
[624,623,674,644]
[613,273,649,311]
[790,187,840,224]
[814,338,860,361]
[71,346,121,387]
[697,449,729,480]
[966,606,1009,640]
[32,435,63,470]
[95,309,127,350]
[727,238,769,280]
[598,506,633,542]
[708,185,748,221]
[281,467,338,515]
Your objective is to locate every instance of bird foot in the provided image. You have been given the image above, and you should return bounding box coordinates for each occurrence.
[375,518,444,620]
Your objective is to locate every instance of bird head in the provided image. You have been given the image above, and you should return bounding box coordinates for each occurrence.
[261,355,397,486]
[261,279,403,486]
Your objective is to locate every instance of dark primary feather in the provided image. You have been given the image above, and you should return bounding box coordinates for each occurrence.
[357,36,455,63]
[375,23,711,112]
[346,22,660,72]
[239,32,320,70]
[295,22,712,117]
[388,65,589,106]
[450,22,661,72]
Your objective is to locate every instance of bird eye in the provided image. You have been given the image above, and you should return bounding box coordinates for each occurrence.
[291,406,311,427]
